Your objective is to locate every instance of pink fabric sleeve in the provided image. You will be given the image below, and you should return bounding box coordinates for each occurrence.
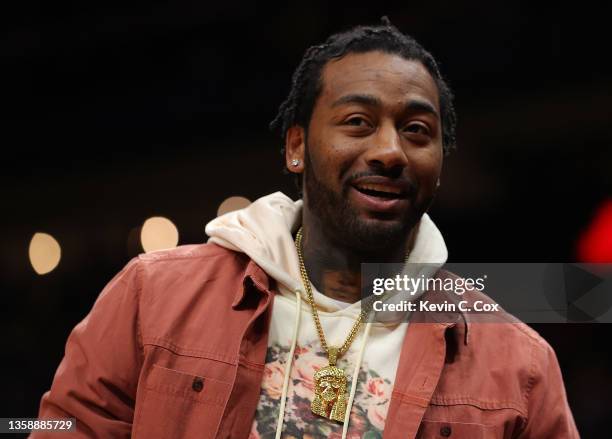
[30,258,144,438]
[518,339,580,438]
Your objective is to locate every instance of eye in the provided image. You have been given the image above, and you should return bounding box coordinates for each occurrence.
[403,122,430,135]
[345,116,370,127]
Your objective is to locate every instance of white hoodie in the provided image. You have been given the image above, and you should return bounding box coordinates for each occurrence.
[206,192,448,439]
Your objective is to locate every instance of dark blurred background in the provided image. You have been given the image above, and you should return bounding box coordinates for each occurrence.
[1,1,611,437]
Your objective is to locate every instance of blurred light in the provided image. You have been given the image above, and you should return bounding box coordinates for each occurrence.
[577,200,612,262]
[29,232,61,275]
[140,216,179,253]
[217,196,251,216]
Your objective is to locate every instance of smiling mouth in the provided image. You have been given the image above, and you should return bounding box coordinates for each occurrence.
[352,183,406,200]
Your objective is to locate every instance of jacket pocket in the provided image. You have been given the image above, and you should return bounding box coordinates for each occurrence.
[133,364,231,439]
[417,420,498,439]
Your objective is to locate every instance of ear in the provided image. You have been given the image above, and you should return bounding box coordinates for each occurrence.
[285,125,305,174]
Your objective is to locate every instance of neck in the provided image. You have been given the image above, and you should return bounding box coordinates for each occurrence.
[300,209,418,304]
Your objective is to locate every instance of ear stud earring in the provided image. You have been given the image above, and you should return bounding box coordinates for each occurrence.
[291,159,300,167]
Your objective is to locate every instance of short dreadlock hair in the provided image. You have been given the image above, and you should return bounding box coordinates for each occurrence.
[270,17,457,166]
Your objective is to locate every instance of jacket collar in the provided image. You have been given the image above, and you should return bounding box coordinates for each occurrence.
[414,286,471,345]
[233,259,273,308]
[233,260,471,344]
[419,269,472,345]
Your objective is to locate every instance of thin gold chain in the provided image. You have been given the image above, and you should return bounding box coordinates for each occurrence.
[295,227,371,358]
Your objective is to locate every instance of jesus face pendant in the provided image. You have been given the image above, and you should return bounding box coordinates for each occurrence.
[311,364,348,423]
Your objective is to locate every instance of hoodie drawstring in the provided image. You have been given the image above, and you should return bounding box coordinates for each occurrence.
[341,319,372,439]
[275,290,302,439]
[274,291,372,439]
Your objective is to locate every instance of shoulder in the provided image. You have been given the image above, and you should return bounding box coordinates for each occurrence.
[438,269,552,346]
[437,268,557,381]
[125,243,253,309]
[127,243,259,341]
[136,242,245,265]
[431,269,561,418]
[132,242,250,279]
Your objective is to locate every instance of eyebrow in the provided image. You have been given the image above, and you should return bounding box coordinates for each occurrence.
[331,93,382,108]
[331,93,439,119]
[405,100,439,119]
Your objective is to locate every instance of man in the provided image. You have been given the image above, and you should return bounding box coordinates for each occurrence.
[34,19,579,438]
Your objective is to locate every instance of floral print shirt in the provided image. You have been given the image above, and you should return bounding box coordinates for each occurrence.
[250,294,408,439]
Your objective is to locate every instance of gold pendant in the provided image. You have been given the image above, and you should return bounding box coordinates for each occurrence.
[311,347,347,423]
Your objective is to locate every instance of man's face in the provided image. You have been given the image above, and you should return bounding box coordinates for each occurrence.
[298,51,443,252]
[318,375,342,402]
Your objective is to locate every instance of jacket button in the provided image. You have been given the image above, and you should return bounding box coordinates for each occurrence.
[192,377,204,392]
[440,425,452,437]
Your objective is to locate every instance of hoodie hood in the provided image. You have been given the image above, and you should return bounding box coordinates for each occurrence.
[205,191,448,315]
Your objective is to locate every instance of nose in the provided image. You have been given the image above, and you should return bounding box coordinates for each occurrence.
[363,122,409,173]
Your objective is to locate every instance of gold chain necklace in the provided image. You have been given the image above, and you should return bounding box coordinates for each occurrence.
[294,227,372,423]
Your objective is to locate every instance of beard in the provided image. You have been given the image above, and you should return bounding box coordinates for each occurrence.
[303,147,435,255]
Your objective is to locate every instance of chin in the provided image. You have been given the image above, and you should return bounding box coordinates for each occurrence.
[336,215,414,253]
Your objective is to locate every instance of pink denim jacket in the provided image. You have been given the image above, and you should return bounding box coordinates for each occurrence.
[32,243,579,438]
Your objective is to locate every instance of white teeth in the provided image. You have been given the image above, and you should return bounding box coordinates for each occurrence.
[356,184,402,194]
